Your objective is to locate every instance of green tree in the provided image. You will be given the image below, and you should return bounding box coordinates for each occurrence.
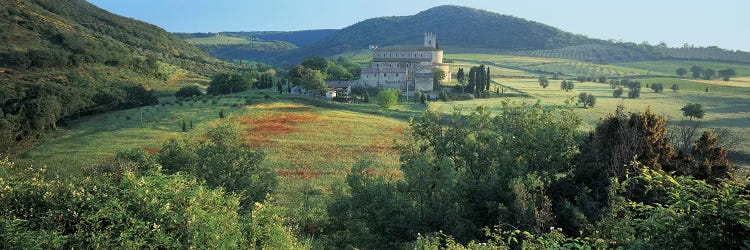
[175,85,203,98]
[561,80,575,91]
[208,73,252,95]
[670,84,679,93]
[578,92,596,108]
[650,83,664,93]
[613,87,624,97]
[717,68,737,81]
[538,75,549,88]
[690,65,703,78]
[376,89,399,109]
[301,69,327,95]
[702,68,716,80]
[681,103,705,120]
[158,122,277,207]
[433,68,446,91]
[628,87,641,98]
[676,67,688,76]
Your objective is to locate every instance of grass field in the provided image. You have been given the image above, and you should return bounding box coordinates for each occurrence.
[616,60,750,76]
[446,53,661,77]
[185,34,252,45]
[21,90,410,221]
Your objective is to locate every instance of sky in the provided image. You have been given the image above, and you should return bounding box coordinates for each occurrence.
[87,0,750,51]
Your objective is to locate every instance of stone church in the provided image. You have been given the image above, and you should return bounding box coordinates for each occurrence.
[355,32,451,92]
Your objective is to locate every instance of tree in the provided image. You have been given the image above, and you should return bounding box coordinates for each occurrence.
[175,85,203,98]
[208,73,252,95]
[670,84,679,93]
[690,65,703,78]
[598,76,607,83]
[363,91,371,103]
[538,75,549,88]
[702,68,716,80]
[375,89,399,109]
[613,87,624,97]
[433,68,446,91]
[681,103,705,120]
[717,68,737,81]
[650,83,664,93]
[676,67,688,77]
[301,69,327,95]
[578,92,596,108]
[276,79,283,94]
[456,68,466,93]
[300,56,329,72]
[485,67,491,91]
[628,87,641,98]
[561,80,575,91]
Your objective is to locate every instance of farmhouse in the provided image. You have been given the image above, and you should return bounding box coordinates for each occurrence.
[328,32,451,93]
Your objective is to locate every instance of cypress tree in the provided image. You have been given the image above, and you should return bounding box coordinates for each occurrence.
[181,119,187,132]
[486,67,491,91]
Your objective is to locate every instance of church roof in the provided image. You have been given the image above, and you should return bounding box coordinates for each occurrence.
[375,45,440,52]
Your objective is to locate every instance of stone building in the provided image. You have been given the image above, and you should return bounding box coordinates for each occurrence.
[329,32,451,93]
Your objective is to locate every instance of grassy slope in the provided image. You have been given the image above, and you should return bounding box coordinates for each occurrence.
[185,35,252,45]
[446,53,662,77]
[616,60,750,76]
[22,90,408,216]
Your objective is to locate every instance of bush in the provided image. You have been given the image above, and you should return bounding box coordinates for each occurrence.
[375,89,399,109]
[613,87,624,98]
[175,85,203,98]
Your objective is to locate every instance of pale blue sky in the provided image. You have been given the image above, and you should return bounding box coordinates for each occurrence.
[87,0,749,51]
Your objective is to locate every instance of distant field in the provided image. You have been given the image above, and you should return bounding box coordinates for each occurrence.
[185,34,251,45]
[616,60,750,76]
[430,77,750,166]
[446,53,661,77]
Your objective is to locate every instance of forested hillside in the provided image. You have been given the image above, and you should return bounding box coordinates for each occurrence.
[0,0,233,154]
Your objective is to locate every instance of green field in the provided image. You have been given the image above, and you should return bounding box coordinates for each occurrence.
[185,34,252,45]
[617,60,750,76]
[446,53,661,77]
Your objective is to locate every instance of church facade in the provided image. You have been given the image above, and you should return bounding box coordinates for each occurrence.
[352,32,451,92]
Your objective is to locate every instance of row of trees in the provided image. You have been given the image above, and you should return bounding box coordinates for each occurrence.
[323,104,747,248]
[677,66,737,81]
[456,65,491,95]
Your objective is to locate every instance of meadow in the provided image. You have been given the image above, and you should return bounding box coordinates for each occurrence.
[446,53,662,77]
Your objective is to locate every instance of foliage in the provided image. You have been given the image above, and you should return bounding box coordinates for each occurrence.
[0,157,245,249]
[681,103,705,119]
[577,92,596,108]
[175,85,204,98]
[301,69,327,95]
[650,83,664,93]
[208,73,253,95]
[157,121,277,207]
[326,103,582,247]
[613,87,624,98]
[561,80,575,91]
[375,89,399,109]
[718,68,737,81]
[676,67,688,76]
[670,83,679,93]
[538,75,549,88]
[628,87,641,98]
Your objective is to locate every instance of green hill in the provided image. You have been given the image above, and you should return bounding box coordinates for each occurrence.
[0,0,233,154]
[284,5,601,62]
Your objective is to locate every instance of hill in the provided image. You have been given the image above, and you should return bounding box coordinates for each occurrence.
[297,5,600,56]
[0,0,233,154]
